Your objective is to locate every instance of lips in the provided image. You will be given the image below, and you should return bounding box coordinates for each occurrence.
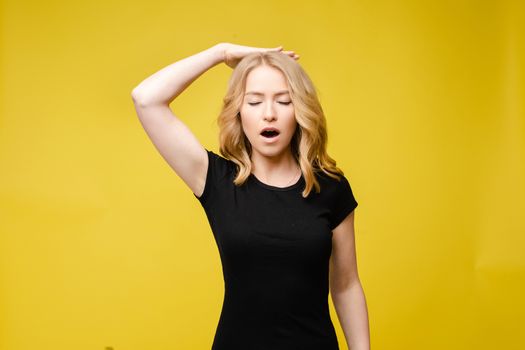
[260,127,280,138]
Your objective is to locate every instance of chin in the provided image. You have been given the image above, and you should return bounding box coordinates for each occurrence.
[254,144,291,157]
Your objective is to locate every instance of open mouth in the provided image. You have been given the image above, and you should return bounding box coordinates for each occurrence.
[260,130,280,138]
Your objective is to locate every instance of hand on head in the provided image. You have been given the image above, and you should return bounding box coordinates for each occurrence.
[218,43,300,69]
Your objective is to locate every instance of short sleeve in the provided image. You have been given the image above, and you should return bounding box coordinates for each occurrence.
[193,148,233,207]
[329,175,358,230]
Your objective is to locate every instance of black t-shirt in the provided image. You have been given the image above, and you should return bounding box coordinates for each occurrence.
[193,148,358,350]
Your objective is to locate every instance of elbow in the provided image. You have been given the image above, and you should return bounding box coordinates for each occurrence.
[131,90,155,109]
[131,88,145,105]
[330,274,361,295]
[131,88,165,108]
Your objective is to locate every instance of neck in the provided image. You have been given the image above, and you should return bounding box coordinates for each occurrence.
[250,148,300,185]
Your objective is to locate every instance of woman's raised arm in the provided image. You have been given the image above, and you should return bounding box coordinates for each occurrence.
[130,43,297,198]
[131,43,226,198]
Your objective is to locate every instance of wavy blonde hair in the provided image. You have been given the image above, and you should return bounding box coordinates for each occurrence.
[217,51,345,198]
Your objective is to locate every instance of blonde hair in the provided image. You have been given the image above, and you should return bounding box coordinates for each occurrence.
[217,51,345,198]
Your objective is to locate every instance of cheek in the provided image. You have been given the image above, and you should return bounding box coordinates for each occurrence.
[240,115,257,136]
[285,115,298,134]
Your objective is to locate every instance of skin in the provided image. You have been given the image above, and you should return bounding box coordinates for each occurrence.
[239,65,301,187]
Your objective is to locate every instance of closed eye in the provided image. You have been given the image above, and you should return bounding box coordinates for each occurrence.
[248,101,292,106]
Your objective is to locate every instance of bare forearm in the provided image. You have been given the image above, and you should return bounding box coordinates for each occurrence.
[131,43,225,106]
[331,282,371,350]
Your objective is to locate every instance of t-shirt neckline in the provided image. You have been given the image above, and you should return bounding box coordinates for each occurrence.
[249,172,304,191]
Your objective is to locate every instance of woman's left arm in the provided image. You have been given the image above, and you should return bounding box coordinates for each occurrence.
[330,210,371,350]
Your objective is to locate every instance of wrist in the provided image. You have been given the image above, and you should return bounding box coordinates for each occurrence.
[211,43,226,65]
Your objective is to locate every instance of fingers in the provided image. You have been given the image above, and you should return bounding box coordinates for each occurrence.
[263,45,300,60]
[282,49,300,60]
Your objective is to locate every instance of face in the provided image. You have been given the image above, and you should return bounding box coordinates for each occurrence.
[239,65,297,159]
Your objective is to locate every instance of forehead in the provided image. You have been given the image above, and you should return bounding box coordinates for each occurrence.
[244,65,289,95]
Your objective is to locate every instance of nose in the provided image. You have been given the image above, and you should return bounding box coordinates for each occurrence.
[263,102,277,121]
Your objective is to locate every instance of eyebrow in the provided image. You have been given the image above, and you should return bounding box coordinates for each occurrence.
[245,90,290,96]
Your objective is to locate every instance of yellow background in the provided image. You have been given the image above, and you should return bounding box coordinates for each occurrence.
[1,0,524,349]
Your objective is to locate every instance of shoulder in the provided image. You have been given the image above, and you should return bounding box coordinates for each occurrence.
[205,148,237,177]
[193,148,237,206]
[315,170,351,194]
[305,170,347,204]
[313,170,358,230]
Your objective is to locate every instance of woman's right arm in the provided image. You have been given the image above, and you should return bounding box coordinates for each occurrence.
[130,43,296,198]
[130,43,225,198]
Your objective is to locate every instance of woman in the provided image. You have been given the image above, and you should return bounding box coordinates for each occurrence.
[131,43,370,350]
